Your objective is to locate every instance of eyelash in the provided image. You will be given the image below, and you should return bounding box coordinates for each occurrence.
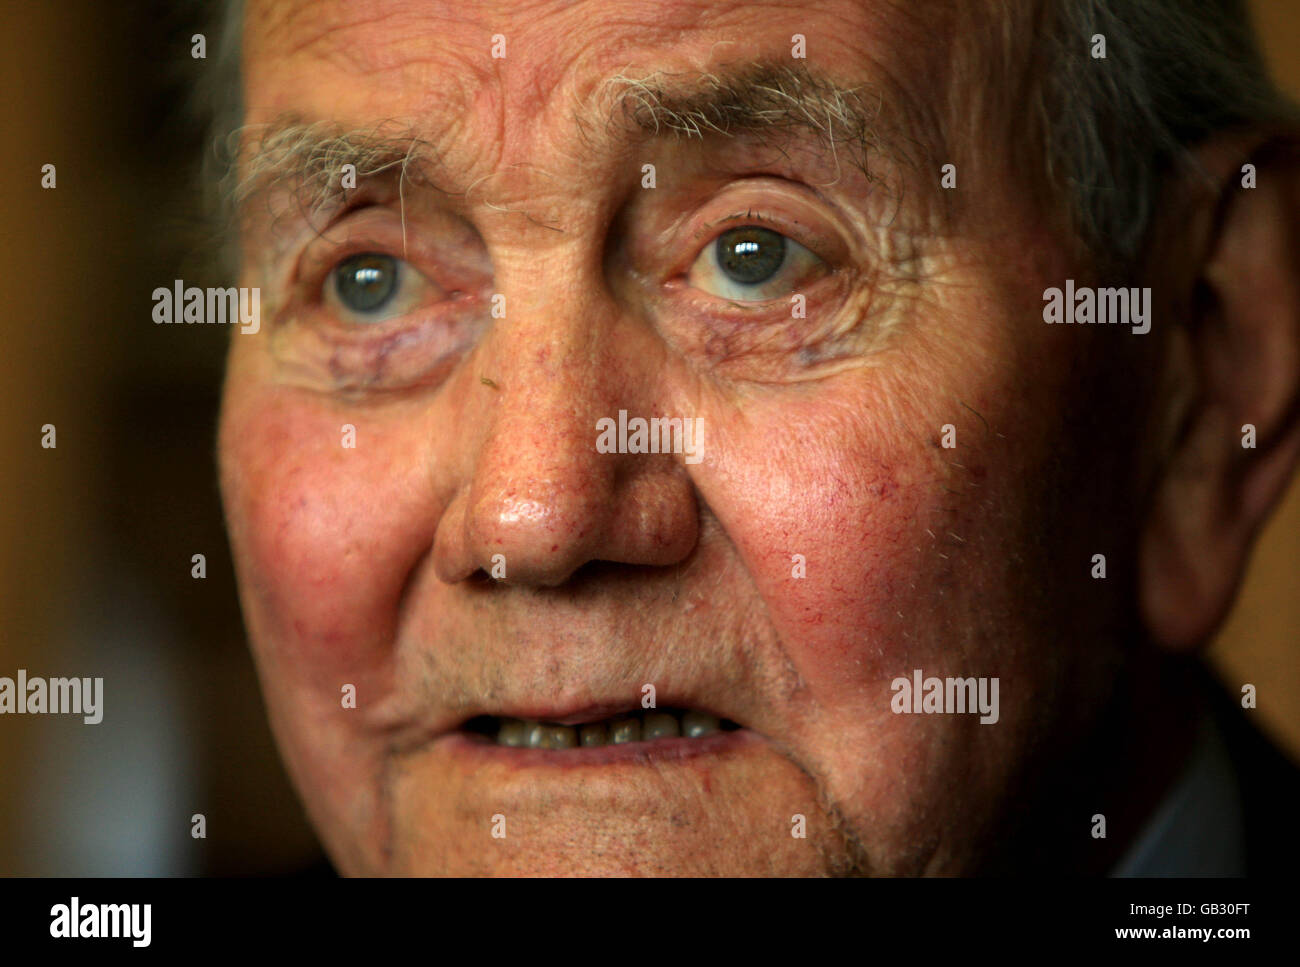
[693,209,772,246]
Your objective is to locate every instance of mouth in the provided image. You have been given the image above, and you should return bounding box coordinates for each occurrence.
[461,707,744,749]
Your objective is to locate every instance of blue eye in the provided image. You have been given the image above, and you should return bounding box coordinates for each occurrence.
[716,227,786,285]
[335,253,398,312]
[688,225,823,302]
[325,252,431,323]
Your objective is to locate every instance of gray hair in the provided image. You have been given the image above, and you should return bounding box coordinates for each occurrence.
[1040,0,1297,273]
[198,0,1296,276]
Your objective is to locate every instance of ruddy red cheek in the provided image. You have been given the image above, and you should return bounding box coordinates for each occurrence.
[697,392,951,706]
[222,389,430,684]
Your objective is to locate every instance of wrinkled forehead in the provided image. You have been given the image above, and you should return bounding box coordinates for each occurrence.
[231,0,1028,253]
[240,0,975,139]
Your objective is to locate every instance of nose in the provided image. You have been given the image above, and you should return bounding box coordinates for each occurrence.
[432,299,700,587]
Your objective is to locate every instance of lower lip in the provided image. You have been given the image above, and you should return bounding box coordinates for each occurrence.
[437,728,763,769]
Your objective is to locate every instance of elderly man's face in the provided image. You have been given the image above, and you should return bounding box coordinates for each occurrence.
[219,0,1144,874]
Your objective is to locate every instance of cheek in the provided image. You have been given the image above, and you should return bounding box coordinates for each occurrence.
[698,375,1022,719]
[219,384,436,689]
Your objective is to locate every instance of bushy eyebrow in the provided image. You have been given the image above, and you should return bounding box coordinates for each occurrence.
[225,60,932,229]
[593,61,915,180]
[223,119,437,227]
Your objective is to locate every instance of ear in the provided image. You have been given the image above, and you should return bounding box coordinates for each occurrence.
[1139,133,1300,652]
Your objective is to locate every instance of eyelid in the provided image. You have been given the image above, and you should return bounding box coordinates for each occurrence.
[293,205,490,297]
[691,209,775,240]
[295,206,413,281]
[300,235,415,298]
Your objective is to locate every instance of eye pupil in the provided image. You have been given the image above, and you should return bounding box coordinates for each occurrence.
[716,227,785,285]
[336,253,398,312]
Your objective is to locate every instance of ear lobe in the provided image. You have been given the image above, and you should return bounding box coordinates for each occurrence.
[1139,135,1300,652]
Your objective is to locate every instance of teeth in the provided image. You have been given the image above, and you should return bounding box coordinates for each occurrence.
[497,719,526,747]
[524,722,548,749]
[681,711,720,738]
[642,712,680,740]
[543,726,577,749]
[609,717,642,744]
[491,709,730,748]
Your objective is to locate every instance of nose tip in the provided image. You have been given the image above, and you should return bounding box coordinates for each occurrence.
[463,475,608,586]
[432,456,701,587]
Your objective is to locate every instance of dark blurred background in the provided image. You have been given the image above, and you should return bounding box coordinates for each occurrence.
[0,0,1296,874]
